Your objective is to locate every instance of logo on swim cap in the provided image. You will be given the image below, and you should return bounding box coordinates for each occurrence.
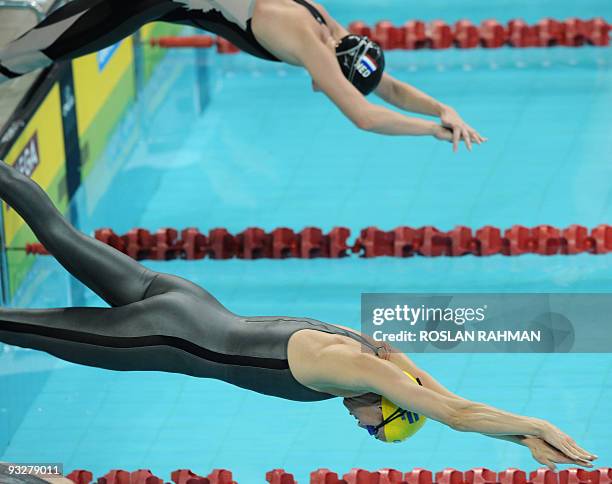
[335,35,385,96]
[357,54,378,78]
[343,371,427,443]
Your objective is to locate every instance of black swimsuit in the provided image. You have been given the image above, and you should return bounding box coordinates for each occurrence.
[0,0,327,77]
[0,161,382,401]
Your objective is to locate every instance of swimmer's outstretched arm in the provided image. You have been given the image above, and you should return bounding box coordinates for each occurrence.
[306,6,486,153]
[313,345,597,466]
[308,325,595,468]
[374,74,487,152]
[381,350,595,469]
[256,19,471,145]
[332,325,545,450]
[294,35,482,150]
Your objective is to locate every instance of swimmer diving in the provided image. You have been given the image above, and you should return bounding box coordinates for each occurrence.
[0,0,486,152]
[0,159,596,470]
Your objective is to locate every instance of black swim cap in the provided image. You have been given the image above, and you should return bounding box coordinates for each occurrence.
[335,34,385,96]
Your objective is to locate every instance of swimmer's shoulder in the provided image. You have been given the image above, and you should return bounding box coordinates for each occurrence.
[287,330,376,397]
[290,322,377,350]
[288,324,378,371]
[289,326,350,349]
[253,0,326,32]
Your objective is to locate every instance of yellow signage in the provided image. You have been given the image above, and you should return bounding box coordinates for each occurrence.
[2,83,66,245]
[72,37,135,139]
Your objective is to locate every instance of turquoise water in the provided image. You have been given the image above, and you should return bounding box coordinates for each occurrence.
[2,1,612,481]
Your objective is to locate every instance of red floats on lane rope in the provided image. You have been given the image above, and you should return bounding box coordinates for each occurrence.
[208,469,238,484]
[149,34,215,48]
[16,224,612,261]
[171,469,210,484]
[435,468,465,484]
[96,469,165,484]
[403,20,428,50]
[404,469,435,484]
[266,469,297,484]
[149,18,610,51]
[66,470,93,484]
[464,468,498,484]
[428,20,454,49]
[453,20,481,49]
[559,468,612,484]
[353,17,611,49]
[61,468,612,484]
[480,20,507,48]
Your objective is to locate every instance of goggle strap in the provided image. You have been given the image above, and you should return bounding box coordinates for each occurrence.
[372,407,408,432]
[373,376,424,432]
[336,37,374,82]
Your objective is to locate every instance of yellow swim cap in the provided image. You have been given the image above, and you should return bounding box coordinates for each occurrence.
[380,371,427,443]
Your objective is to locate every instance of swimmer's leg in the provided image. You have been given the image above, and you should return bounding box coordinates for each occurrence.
[0,160,208,306]
[0,0,175,81]
[0,293,220,375]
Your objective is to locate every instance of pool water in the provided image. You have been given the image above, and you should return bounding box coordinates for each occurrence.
[2,0,612,481]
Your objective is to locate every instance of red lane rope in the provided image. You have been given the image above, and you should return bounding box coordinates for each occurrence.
[149,17,610,51]
[64,466,612,484]
[14,224,612,260]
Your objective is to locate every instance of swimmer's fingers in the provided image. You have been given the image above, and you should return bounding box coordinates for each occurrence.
[469,130,486,145]
[551,454,592,469]
[462,128,473,151]
[568,434,597,459]
[557,432,596,462]
[561,439,596,466]
[527,440,560,470]
[527,437,591,470]
[540,424,579,462]
[452,127,461,152]
[567,455,595,468]
[567,439,598,462]
[555,438,594,464]
[433,125,454,143]
[554,438,582,462]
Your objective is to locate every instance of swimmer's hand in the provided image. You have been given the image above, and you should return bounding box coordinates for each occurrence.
[433,124,485,153]
[433,125,455,144]
[438,107,487,152]
[524,436,596,470]
[535,421,597,467]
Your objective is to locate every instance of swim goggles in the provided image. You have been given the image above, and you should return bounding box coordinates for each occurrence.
[335,36,376,83]
[365,377,423,436]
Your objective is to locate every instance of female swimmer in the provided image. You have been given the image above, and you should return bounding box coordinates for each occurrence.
[0,0,485,152]
[0,159,595,469]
